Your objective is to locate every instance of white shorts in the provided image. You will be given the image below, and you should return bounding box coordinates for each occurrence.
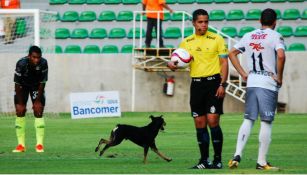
[244,87,278,122]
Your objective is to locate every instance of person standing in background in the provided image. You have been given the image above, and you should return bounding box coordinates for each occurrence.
[142,0,173,48]
[0,0,20,44]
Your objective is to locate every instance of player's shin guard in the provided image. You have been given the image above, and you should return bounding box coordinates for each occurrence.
[210,125,223,161]
[15,117,26,146]
[196,128,210,161]
[34,118,45,145]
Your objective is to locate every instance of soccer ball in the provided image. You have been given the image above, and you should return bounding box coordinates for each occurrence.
[170,48,192,68]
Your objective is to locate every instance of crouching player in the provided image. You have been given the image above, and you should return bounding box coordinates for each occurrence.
[13,46,48,153]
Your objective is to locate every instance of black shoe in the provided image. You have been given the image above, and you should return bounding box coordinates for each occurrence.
[190,159,212,169]
[212,160,223,169]
[228,155,241,169]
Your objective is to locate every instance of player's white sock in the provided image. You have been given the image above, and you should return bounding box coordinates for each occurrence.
[257,121,272,166]
[234,119,254,157]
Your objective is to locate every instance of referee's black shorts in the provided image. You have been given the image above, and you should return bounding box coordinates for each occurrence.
[190,74,224,117]
[14,85,46,106]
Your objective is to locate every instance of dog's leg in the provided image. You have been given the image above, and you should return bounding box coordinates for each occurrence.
[143,146,149,164]
[150,142,172,162]
[99,144,111,156]
[95,138,108,152]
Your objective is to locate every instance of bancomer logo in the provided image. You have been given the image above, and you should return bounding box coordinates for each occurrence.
[73,95,119,116]
[73,106,119,115]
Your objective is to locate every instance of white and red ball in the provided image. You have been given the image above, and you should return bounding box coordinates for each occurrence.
[170,48,192,68]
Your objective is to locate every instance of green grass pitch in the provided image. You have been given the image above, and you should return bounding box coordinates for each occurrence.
[0,112,306,174]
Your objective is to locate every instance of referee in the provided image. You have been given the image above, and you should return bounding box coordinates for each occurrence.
[168,9,229,169]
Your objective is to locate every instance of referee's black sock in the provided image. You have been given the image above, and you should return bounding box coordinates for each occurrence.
[210,125,223,162]
[196,128,210,162]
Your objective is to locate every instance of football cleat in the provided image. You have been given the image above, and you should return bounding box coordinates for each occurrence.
[228,155,241,169]
[12,144,26,153]
[256,162,279,170]
[36,144,44,153]
[190,159,212,169]
[212,159,223,169]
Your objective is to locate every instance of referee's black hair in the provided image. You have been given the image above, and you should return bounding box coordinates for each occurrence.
[260,8,277,26]
[28,45,42,55]
[192,9,209,21]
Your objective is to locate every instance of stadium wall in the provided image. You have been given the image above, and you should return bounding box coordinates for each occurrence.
[0,52,306,113]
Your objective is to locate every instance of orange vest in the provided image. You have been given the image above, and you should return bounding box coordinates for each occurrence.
[1,0,20,9]
[143,0,165,20]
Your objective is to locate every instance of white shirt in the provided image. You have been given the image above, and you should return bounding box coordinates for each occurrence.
[234,28,285,91]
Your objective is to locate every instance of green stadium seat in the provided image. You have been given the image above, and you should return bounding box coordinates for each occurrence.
[166,0,177,4]
[208,27,217,33]
[166,0,177,3]
[238,26,255,37]
[89,28,107,39]
[104,0,121,4]
[40,28,52,39]
[270,0,286,2]
[55,45,63,53]
[102,45,119,53]
[226,9,244,20]
[282,9,300,20]
[55,13,61,21]
[50,0,67,4]
[288,0,304,2]
[86,0,104,4]
[214,0,231,3]
[127,28,145,38]
[64,45,82,53]
[246,9,261,20]
[302,9,307,20]
[68,0,86,4]
[165,44,175,48]
[233,0,248,3]
[151,29,157,38]
[83,45,101,53]
[210,10,226,21]
[221,26,237,37]
[79,11,97,21]
[109,28,126,38]
[61,11,79,22]
[136,13,147,21]
[122,0,140,4]
[15,19,26,36]
[98,11,116,21]
[294,26,307,36]
[177,0,195,4]
[277,26,293,37]
[55,28,70,39]
[163,12,171,21]
[184,27,194,37]
[164,27,182,38]
[250,0,268,2]
[117,11,133,21]
[121,44,133,53]
[287,43,306,51]
[70,28,89,39]
[171,12,189,21]
[196,0,213,3]
[275,9,281,19]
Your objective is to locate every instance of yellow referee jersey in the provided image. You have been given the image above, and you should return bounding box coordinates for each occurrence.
[179,31,228,77]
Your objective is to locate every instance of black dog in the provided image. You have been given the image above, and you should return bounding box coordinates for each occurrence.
[95,115,172,163]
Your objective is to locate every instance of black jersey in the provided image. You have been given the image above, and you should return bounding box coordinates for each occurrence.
[14,57,48,87]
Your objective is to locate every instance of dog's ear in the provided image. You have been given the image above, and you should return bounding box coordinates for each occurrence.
[149,115,154,119]
[160,115,163,118]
